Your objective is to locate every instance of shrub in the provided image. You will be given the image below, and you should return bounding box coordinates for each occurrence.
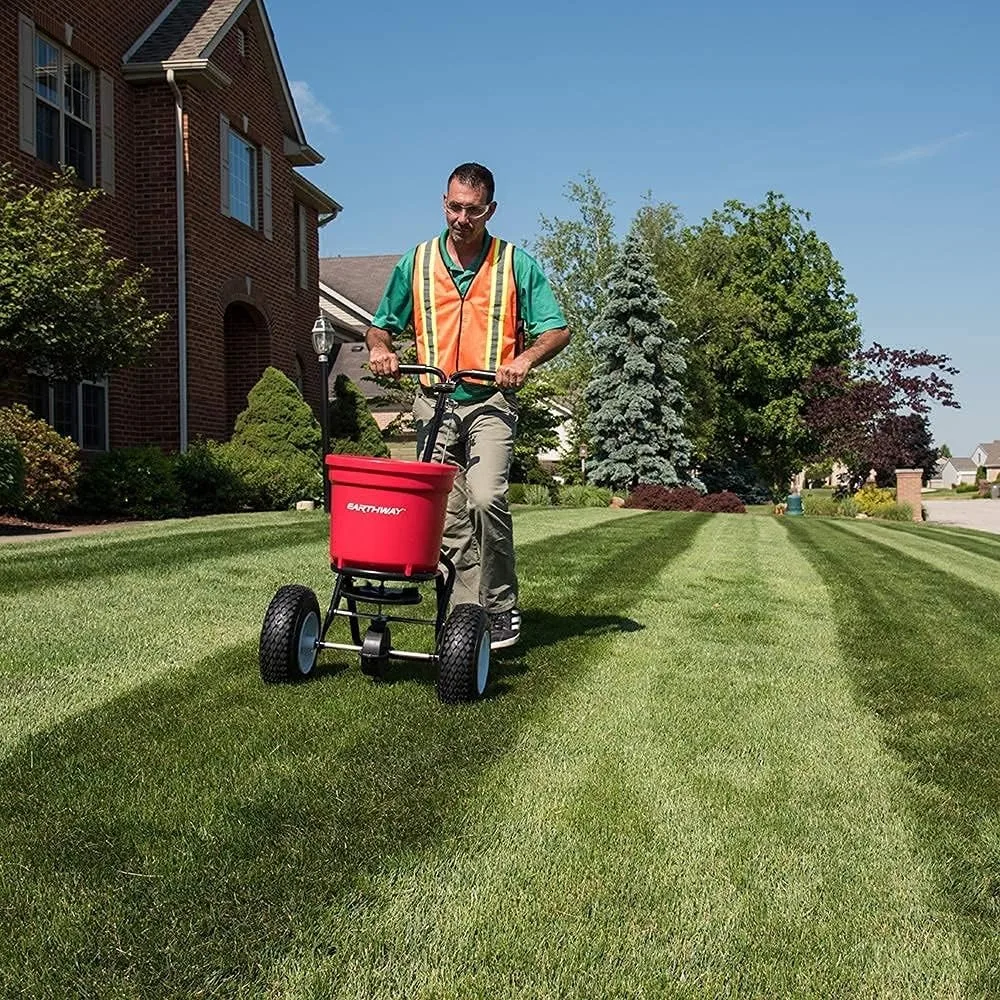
[232,366,322,461]
[556,484,612,508]
[76,446,183,520]
[693,490,746,514]
[954,482,978,494]
[852,484,895,514]
[508,482,526,505]
[520,484,552,506]
[803,495,840,517]
[215,442,321,511]
[174,440,247,516]
[838,497,860,518]
[625,485,703,511]
[0,435,25,511]
[869,501,914,521]
[328,374,389,458]
[0,404,80,520]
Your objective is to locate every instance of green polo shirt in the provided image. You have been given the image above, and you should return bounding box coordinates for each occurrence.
[371,230,567,401]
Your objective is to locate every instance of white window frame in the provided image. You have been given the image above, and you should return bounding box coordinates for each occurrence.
[32,31,96,186]
[29,374,109,451]
[227,129,258,229]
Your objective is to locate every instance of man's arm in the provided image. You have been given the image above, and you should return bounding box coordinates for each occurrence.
[366,326,400,378]
[495,327,570,389]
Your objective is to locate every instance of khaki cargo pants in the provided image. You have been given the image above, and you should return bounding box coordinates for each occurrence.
[413,389,518,613]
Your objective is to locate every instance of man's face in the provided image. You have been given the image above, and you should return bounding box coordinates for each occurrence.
[443,178,496,248]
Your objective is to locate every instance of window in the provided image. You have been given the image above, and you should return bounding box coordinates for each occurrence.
[28,375,108,451]
[33,34,94,185]
[228,131,257,227]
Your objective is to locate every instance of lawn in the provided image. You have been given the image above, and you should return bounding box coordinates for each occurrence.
[2,509,999,998]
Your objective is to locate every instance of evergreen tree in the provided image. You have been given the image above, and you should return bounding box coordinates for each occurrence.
[231,366,321,459]
[585,231,695,494]
[328,375,390,457]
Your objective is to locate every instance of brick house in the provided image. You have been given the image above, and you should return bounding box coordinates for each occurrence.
[1,0,341,452]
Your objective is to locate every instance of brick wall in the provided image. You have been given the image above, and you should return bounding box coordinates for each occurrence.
[895,468,923,522]
[1,2,328,451]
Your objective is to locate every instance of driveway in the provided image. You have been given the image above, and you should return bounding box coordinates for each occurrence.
[922,499,1000,535]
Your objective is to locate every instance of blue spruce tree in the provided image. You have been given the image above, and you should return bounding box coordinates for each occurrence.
[585,230,696,494]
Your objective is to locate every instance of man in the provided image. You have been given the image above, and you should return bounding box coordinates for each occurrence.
[366,162,570,649]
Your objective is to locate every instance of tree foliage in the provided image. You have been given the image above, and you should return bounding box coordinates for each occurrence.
[231,366,322,459]
[681,193,862,494]
[804,343,959,489]
[531,173,617,431]
[585,231,695,493]
[328,374,390,457]
[0,165,166,381]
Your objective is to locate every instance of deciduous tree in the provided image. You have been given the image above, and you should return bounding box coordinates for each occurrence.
[804,343,959,489]
[0,165,166,382]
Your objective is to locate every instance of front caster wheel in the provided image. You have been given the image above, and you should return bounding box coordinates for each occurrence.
[360,621,392,681]
[436,603,490,704]
[259,584,321,683]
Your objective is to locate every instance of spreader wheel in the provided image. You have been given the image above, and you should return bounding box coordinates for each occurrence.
[436,603,490,704]
[259,584,321,683]
[360,621,392,681]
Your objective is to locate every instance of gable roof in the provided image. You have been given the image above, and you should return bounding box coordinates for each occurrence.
[945,457,977,473]
[319,256,400,316]
[123,0,321,164]
[974,440,1000,465]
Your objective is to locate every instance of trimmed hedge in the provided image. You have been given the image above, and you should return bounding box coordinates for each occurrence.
[76,446,184,520]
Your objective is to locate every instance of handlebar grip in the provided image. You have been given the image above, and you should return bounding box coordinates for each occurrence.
[451,369,498,383]
[398,363,446,382]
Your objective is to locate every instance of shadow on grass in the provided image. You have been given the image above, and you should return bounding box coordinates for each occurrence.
[785,518,1000,994]
[0,513,702,998]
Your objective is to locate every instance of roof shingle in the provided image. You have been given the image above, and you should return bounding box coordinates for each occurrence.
[129,0,244,64]
[319,255,400,316]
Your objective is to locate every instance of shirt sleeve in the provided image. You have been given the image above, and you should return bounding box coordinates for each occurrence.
[513,248,569,340]
[370,249,416,335]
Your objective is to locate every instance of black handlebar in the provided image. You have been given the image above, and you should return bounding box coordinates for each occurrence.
[397,364,497,387]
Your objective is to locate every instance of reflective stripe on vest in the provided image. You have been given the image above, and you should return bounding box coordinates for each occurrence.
[412,237,518,386]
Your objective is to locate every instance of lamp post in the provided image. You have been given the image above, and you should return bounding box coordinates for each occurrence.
[311,315,336,513]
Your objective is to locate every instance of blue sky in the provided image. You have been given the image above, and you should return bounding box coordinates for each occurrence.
[270,0,998,454]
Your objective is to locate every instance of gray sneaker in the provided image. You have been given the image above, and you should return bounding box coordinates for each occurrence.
[489,607,521,650]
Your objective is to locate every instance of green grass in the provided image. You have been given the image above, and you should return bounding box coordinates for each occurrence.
[2,511,999,997]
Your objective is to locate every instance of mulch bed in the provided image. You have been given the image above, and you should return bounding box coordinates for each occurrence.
[0,514,129,538]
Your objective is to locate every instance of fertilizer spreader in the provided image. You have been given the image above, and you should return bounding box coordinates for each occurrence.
[258,364,497,704]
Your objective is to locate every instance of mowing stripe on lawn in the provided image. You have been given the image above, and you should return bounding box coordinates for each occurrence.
[0,512,695,999]
[0,508,642,756]
[821,519,1000,597]
[787,518,1000,996]
[271,515,966,999]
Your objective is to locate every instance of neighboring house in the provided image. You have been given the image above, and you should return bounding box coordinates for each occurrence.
[536,398,575,477]
[319,254,406,433]
[1,0,341,452]
[971,440,1000,481]
[929,456,978,489]
[318,254,398,347]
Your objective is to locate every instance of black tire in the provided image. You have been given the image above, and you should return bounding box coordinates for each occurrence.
[436,603,490,704]
[259,584,321,683]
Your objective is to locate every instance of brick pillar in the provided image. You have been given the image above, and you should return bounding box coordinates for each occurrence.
[895,468,923,522]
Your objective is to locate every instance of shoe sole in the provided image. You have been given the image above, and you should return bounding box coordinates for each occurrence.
[490,634,520,650]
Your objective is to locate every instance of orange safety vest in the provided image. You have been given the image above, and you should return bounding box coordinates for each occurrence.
[411,237,520,386]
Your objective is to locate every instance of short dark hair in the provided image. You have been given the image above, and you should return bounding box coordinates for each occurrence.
[448,162,495,202]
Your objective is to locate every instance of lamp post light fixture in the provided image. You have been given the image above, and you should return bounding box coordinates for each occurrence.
[311,315,337,513]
